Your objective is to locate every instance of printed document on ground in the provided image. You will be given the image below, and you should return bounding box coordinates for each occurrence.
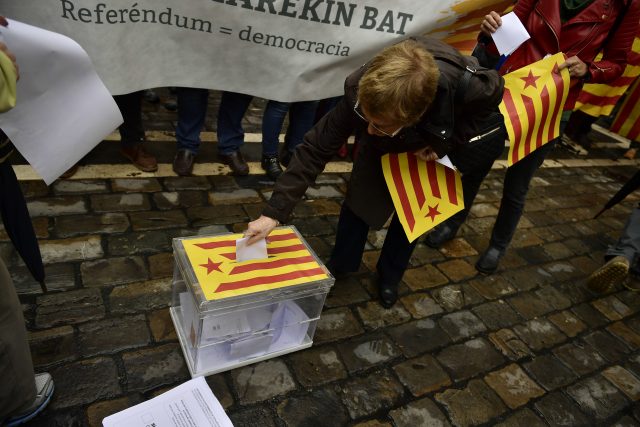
[102,376,233,427]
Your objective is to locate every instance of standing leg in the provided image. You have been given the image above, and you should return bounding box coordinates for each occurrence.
[115,91,158,172]
[173,88,209,176]
[216,92,252,175]
[260,101,289,180]
[326,203,370,275]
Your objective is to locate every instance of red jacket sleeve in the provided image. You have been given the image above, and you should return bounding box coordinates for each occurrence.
[589,0,640,83]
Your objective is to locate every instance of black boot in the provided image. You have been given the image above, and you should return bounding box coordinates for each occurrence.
[424,223,458,249]
[475,246,504,274]
[378,278,398,309]
[261,155,283,180]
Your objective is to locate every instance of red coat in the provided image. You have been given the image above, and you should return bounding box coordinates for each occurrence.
[500,0,640,109]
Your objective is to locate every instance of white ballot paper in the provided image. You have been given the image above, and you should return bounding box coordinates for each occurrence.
[436,155,456,171]
[102,376,233,427]
[0,20,123,184]
[235,237,268,262]
[491,12,530,56]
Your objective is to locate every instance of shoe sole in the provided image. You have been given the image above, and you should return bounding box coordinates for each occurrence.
[6,383,54,427]
[587,261,628,293]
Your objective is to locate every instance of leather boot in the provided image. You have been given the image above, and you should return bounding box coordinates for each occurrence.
[424,224,457,249]
[261,155,283,180]
[475,247,504,274]
[378,278,398,309]
[219,150,249,176]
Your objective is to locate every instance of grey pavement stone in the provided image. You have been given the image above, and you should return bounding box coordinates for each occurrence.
[572,302,611,328]
[488,329,533,361]
[399,293,443,318]
[147,308,177,342]
[208,189,262,205]
[523,354,578,391]
[148,252,174,279]
[387,318,451,357]
[305,185,343,198]
[582,330,631,363]
[468,275,516,300]
[39,236,103,264]
[111,178,162,192]
[435,379,507,427]
[337,332,401,373]
[36,288,105,328]
[28,326,76,367]
[409,244,446,267]
[13,263,75,295]
[186,205,246,226]
[356,301,411,330]
[50,357,121,409]
[612,415,640,427]
[314,307,364,344]
[129,210,188,231]
[163,176,212,191]
[81,256,148,287]
[277,388,349,427]
[393,354,451,396]
[431,284,484,312]
[592,295,633,321]
[53,179,108,194]
[78,315,150,356]
[86,396,139,427]
[107,231,171,256]
[229,407,277,427]
[122,343,189,392]
[436,258,477,282]
[109,278,172,314]
[508,292,554,320]
[501,266,552,292]
[438,238,478,258]
[436,338,505,382]
[55,213,129,238]
[553,342,607,376]
[438,310,487,342]
[402,264,449,290]
[340,370,404,419]
[153,191,204,209]
[471,300,522,330]
[290,217,334,237]
[231,360,296,404]
[288,346,347,387]
[324,277,370,308]
[205,375,234,410]
[534,392,590,427]
[389,397,451,427]
[91,193,151,212]
[484,364,545,409]
[602,366,640,401]
[28,197,87,217]
[608,321,640,350]
[512,318,566,351]
[494,408,546,427]
[566,375,629,420]
[547,310,587,338]
[534,285,572,311]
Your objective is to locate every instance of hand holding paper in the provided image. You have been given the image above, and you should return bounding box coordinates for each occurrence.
[489,12,530,56]
[236,236,268,262]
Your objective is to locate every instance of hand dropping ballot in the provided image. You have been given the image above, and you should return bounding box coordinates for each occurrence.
[235,237,267,262]
[491,12,530,56]
[102,376,233,427]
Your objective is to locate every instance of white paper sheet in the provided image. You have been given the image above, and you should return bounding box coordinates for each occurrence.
[491,12,530,56]
[102,376,233,427]
[436,155,456,171]
[0,20,122,184]
[235,237,268,262]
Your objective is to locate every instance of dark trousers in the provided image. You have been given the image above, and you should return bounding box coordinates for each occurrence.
[113,91,144,148]
[328,203,418,287]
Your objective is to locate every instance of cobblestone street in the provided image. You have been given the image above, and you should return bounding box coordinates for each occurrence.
[9,92,640,426]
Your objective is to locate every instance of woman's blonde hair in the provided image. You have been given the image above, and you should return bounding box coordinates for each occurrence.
[358,39,440,126]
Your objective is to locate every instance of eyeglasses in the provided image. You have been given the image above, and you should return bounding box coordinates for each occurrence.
[353,100,403,137]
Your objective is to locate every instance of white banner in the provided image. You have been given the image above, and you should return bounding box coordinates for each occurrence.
[2,0,488,101]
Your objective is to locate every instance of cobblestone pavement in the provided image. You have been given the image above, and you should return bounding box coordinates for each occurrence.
[9,91,640,426]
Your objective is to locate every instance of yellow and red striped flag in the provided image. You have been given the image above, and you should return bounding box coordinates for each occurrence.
[610,77,640,141]
[499,53,570,166]
[576,37,640,117]
[382,152,464,243]
[181,227,328,300]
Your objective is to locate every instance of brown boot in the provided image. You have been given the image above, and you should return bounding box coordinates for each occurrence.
[121,145,158,172]
[219,150,249,176]
[623,148,637,160]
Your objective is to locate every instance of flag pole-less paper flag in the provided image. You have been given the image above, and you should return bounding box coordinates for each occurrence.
[610,77,640,141]
[382,152,464,243]
[499,52,570,166]
[182,227,328,300]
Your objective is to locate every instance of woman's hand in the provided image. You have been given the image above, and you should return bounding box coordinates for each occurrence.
[414,146,439,162]
[558,56,588,79]
[480,11,502,37]
[244,215,279,245]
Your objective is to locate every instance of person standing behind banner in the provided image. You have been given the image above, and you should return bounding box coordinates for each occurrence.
[0,19,55,426]
[244,37,506,309]
[425,0,640,275]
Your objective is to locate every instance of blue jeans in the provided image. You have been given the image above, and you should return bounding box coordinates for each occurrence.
[262,100,319,156]
[216,91,252,155]
[328,203,418,287]
[176,88,208,154]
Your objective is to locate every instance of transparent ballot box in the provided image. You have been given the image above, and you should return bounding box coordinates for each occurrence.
[170,226,334,377]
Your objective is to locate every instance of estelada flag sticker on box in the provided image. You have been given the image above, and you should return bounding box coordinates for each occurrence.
[181,226,329,300]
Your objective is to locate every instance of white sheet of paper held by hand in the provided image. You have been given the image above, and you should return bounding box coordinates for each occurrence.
[491,12,530,56]
[236,237,268,262]
[436,155,456,171]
